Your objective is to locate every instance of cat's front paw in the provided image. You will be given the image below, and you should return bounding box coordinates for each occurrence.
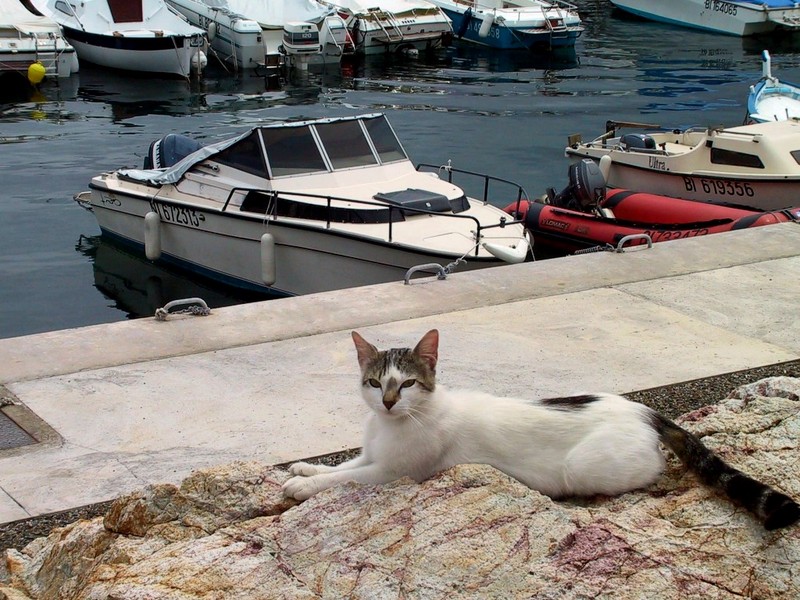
[288,461,320,477]
[282,475,320,501]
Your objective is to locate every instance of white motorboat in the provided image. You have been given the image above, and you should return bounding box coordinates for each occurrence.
[565,119,800,211]
[329,0,453,54]
[166,0,352,71]
[0,0,78,80]
[31,0,208,77]
[430,0,582,50]
[77,113,531,297]
[608,0,800,37]
[747,49,800,123]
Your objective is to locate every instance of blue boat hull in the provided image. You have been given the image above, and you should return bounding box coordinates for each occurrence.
[446,8,581,49]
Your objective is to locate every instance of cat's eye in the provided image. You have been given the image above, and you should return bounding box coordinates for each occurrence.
[401,379,416,388]
[367,378,381,388]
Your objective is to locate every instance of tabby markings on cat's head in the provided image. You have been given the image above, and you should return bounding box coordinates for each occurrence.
[352,329,439,415]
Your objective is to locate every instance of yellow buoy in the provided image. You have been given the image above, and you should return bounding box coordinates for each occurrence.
[27,62,46,85]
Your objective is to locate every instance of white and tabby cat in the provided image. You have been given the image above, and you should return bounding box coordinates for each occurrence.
[282,329,800,530]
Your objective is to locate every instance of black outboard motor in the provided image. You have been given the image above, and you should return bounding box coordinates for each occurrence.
[620,133,656,150]
[547,158,607,212]
[143,133,203,169]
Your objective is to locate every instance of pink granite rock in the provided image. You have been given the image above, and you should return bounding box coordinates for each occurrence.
[2,378,799,599]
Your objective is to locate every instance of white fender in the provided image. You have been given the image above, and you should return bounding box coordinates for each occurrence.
[599,154,612,181]
[762,49,771,80]
[483,235,530,264]
[144,212,162,260]
[261,233,276,285]
[207,21,217,41]
[478,12,494,38]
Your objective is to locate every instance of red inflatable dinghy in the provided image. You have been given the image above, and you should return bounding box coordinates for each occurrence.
[508,160,800,253]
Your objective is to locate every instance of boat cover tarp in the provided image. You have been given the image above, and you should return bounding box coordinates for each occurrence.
[330,0,443,15]
[0,0,62,34]
[31,0,204,34]
[119,130,252,185]
[223,0,334,27]
[118,113,383,185]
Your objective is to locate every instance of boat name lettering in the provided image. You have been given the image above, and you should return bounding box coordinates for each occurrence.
[542,219,569,230]
[682,177,755,197]
[648,156,667,171]
[100,194,121,207]
[703,0,737,15]
[643,229,710,242]
[149,201,206,228]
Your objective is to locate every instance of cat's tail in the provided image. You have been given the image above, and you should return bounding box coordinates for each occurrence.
[650,412,800,530]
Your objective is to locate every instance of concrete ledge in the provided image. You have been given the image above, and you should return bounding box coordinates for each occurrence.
[2,223,799,384]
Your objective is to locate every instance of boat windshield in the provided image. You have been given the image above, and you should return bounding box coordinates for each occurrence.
[259,115,408,178]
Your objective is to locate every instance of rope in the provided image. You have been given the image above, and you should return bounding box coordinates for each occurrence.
[404,240,481,284]
[155,297,211,321]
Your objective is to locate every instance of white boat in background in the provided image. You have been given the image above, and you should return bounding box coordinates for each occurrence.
[330,0,453,54]
[565,119,800,211]
[0,0,78,80]
[31,0,208,77]
[77,113,530,297]
[747,49,800,123]
[608,0,800,36]
[431,0,582,50]
[167,0,352,71]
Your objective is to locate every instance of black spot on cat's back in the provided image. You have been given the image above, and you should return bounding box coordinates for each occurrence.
[540,395,602,411]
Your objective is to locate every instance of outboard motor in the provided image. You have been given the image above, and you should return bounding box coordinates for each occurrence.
[143,134,203,169]
[620,133,656,150]
[547,159,607,212]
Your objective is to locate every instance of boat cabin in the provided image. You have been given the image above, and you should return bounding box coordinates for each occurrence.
[210,113,409,179]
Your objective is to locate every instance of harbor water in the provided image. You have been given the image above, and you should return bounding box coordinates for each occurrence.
[2,2,800,340]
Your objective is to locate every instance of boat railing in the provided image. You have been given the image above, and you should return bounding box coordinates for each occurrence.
[219,186,517,253]
[416,161,530,217]
[367,8,404,44]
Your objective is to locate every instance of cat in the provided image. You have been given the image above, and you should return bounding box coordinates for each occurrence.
[282,329,800,530]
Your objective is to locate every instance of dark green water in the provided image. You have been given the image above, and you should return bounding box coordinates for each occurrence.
[2,2,799,339]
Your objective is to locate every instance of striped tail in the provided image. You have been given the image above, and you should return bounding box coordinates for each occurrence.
[650,412,800,530]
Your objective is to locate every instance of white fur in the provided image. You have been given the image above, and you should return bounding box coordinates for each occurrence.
[282,382,666,501]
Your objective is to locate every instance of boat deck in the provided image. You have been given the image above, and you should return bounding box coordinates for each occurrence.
[1,223,799,524]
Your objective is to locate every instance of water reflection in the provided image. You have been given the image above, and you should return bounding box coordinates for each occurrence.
[76,235,272,320]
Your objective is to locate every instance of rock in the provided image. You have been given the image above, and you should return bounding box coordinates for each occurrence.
[2,378,799,599]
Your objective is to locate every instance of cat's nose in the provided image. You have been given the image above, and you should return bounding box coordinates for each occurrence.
[382,391,399,411]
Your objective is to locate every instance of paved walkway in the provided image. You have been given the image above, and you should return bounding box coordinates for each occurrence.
[0,223,798,524]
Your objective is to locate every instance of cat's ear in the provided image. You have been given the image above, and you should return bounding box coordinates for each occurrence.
[413,329,439,371]
[351,331,379,371]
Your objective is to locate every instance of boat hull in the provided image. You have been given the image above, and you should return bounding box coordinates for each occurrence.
[0,41,77,79]
[87,187,512,296]
[513,191,800,253]
[748,79,800,123]
[573,160,800,212]
[166,1,266,70]
[62,27,204,76]
[355,23,452,54]
[444,7,581,49]
[609,0,800,36]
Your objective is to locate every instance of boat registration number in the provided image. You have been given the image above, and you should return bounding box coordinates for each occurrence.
[682,177,755,197]
[703,0,737,15]
[643,228,710,243]
[149,201,206,228]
